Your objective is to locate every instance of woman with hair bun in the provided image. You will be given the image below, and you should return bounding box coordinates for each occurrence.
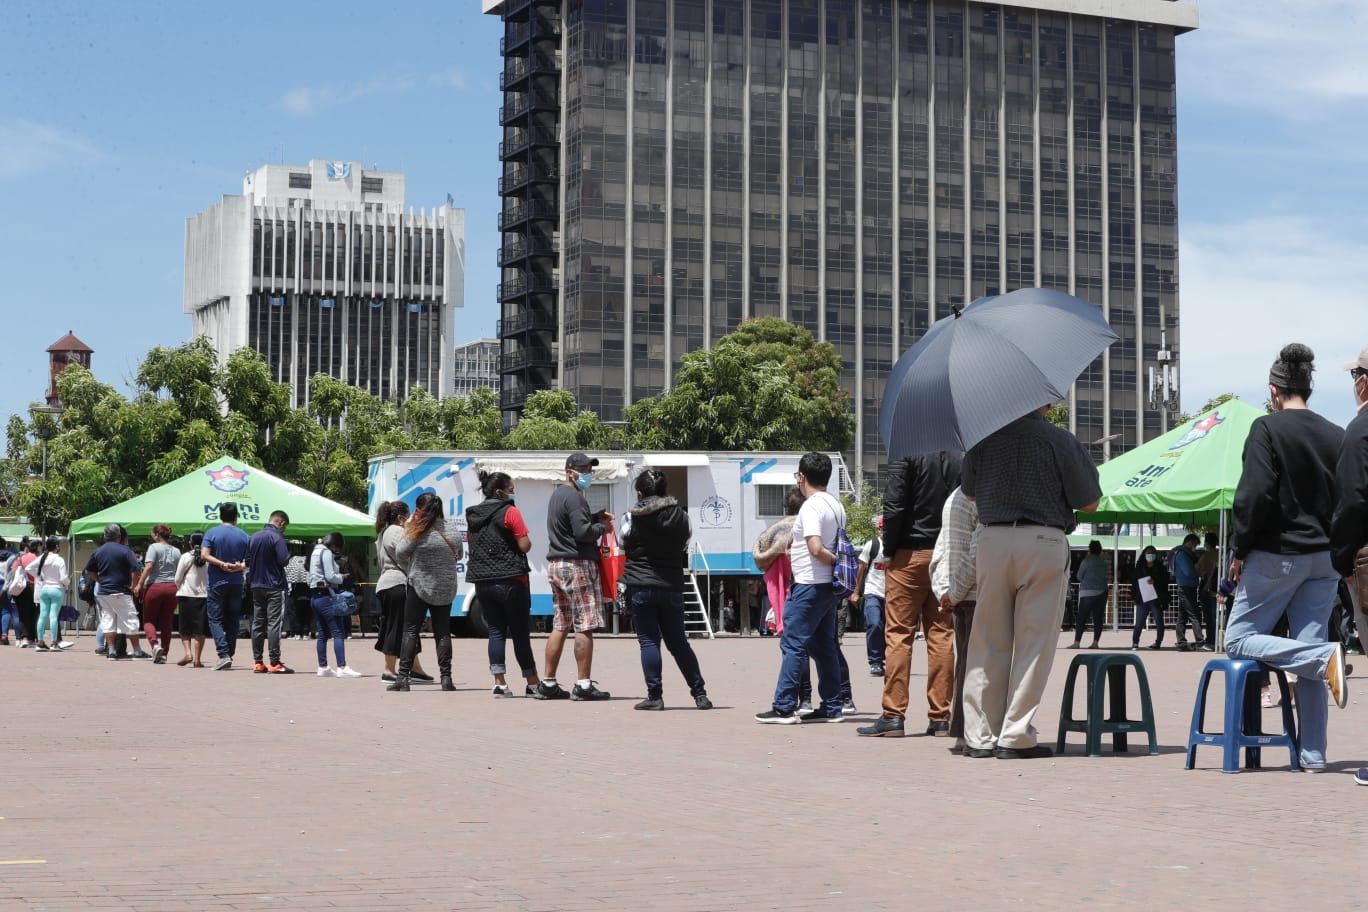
[373,501,433,684]
[389,492,462,692]
[465,471,542,696]
[1225,343,1347,772]
[174,532,209,666]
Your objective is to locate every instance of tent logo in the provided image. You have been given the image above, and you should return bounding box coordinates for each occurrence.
[206,465,250,493]
[1169,412,1225,451]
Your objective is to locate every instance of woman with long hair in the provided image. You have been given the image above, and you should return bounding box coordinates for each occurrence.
[466,471,541,696]
[174,532,209,666]
[373,501,432,684]
[389,492,462,692]
[309,532,361,677]
[1225,343,1347,772]
[135,524,181,664]
[31,537,69,652]
[622,469,710,710]
[1131,545,1170,650]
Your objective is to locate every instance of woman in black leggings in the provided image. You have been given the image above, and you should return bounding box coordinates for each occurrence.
[466,471,542,697]
[389,493,462,692]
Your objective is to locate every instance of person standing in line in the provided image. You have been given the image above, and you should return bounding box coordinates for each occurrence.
[755,452,847,724]
[14,539,41,649]
[388,496,460,691]
[134,524,181,663]
[1225,344,1347,773]
[246,510,294,675]
[1131,545,1170,650]
[85,524,153,662]
[174,532,209,666]
[0,538,17,645]
[848,518,888,677]
[1331,345,1368,785]
[309,532,362,679]
[1069,541,1109,650]
[752,487,805,635]
[858,451,962,739]
[621,469,712,711]
[465,472,543,697]
[1195,531,1222,646]
[959,403,1101,759]
[532,453,613,702]
[373,502,433,685]
[928,486,979,753]
[1172,533,1209,651]
[200,503,249,671]
[31,537,70,652]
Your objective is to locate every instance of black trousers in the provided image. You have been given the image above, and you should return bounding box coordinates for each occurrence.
[15,585,37,642]
[398,589,451,679]
[1176,585,1206,643]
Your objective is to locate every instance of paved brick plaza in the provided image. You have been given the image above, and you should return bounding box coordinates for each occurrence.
[2,633,1363,911]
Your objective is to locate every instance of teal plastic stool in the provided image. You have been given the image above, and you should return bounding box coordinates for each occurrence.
[1055,653,1160,757]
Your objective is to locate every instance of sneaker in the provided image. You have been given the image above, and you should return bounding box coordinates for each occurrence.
[842,698,857,715]
[335,667,362,678]
[1355,768,1368,786]
[94,646,108,656]
[857,716,906,738]
[34,642,49,652]
[316,667,335,677]
[107,651,120,661]
[213,657,232,671]
[492,684,514,697]
[869,665,885,676]
[253,662,269,674]
[1175,641,1191,652]
[268,663,294,674]
[19,640,30,648]
[1261,686,1280,708]
[525,684,540,697]
[1327,643,1349,709]
[153,646,166,664]
[694,694,714,710]
[798,707,844,723]
[54,640,73,651]
[130,650,154,661]
[635,697,665,711]
[798,700,814,713]
[570,681,610,701]
[532,681,570,700]
[754,708,799,724]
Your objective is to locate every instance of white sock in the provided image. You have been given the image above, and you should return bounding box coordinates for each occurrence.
[543,677,556,686]
[577,678,592,688]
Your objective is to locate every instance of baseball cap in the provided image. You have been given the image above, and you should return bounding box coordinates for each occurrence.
[565,452,599,470]
[1343,345,1368,372]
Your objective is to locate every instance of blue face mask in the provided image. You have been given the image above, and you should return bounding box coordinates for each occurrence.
[1145,554,1156,563]
[574,471,593,491]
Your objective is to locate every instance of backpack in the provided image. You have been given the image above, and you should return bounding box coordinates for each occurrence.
[819,493,860,599]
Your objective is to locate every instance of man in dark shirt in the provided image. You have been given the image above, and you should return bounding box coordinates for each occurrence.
[246,510,293,674]
[533,452,613,702]
[201,503,250,671]
[959,406,1100,759]
[85,523,150,661]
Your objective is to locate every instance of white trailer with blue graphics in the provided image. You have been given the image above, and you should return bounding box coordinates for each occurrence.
[366,450,851,620]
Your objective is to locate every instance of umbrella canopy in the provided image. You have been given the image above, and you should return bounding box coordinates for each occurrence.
[1082,398,1265,525]
[67,456,375,541]
[880,287,1117,458]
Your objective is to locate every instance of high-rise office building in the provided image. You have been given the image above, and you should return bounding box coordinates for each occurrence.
[452,338,502,396]
[487,0,1197,481]
[185,160,466,406]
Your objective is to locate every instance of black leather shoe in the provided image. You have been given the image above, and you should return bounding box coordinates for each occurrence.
[964,747,995,758]
[440,676,456,692]
[856,716,905,737]
[994,744,1054,759]
[926,721,950,737]
[386,677,410,692]
[410,670,435,683]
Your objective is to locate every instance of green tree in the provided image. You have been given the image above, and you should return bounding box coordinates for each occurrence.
[504,390,623,451]
[1175,392,1237,425]
[841,478,883,546]
[624,317,855,452]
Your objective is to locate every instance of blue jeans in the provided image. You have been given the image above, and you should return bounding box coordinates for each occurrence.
[772,583,842,715]
[628,587,706,700]
[478,579,537,678]
[206,584,243,660]
[863,595,886,668]
[1132,600,1165,646]
[1225,549,1339,768]
[312,594,349,667]
[1074,592,1106,641]
[0,593,13,638]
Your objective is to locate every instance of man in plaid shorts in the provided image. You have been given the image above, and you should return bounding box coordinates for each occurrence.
[532,452,613,701]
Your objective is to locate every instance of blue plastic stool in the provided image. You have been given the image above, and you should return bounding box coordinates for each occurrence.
[1184,658,1299,773]
[1055,653,1159,757]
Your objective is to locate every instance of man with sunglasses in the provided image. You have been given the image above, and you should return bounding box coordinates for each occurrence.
[1332,348,1368,786]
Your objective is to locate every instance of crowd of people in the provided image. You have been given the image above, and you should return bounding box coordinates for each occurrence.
[6,341,1368,783]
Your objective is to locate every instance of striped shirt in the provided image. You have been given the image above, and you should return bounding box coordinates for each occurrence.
[930,487,979,606]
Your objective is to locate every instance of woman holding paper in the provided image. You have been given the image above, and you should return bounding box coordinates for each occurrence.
[1131,545,1169,650]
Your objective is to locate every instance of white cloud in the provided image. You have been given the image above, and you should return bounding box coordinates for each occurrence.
[1179,215,1366,428]
[278,70,467,116]
[1184,1,1368,115]
[0,117,101,179]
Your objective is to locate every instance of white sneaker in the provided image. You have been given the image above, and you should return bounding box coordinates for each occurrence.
[335,666,362,678]
[492,684,513,696]
[317,667,335,677]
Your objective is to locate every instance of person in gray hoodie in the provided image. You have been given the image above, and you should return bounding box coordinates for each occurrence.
[388,492,463,693]
[622,469,711,711]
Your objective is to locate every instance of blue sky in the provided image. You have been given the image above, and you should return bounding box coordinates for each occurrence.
[1,0,1363,447]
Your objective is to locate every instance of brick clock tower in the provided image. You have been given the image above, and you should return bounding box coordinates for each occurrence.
[45,331,93,408]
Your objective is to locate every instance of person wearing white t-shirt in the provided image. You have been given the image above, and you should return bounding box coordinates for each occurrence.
[756,452,848,724]
[849,519,888,676]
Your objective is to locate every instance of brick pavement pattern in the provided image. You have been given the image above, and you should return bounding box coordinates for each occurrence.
[2,632,1365,911]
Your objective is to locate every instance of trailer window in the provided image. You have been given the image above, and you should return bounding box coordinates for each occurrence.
[585,485,612,516]
[756,485,787,518]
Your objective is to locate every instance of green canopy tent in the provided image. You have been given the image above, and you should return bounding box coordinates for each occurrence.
[68,456,374,542]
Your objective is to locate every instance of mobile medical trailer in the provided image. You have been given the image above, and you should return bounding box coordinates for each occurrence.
[367,450,852,629]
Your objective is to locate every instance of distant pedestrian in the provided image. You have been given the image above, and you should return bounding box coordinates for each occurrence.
[848,517,888,677]
[85,524,152,662]
[201,503,250,671]
[174,532,209,666]
[1069,540,1109,650]
[14,539,40,649]
[0,538,16,645]
[621,469,711,711]
[465,473,541,697]
[374,501,432,684]
[1172,533,1210,650]
[1131,546,1169,650]
[134,524,181,663]
[751,487,804,635]
[1195,532,1221,644]
[1226,343,1347,773]
[31,536,71,652]
[246,510,294,674]
[388,495,461,691]
[310,532,361,679]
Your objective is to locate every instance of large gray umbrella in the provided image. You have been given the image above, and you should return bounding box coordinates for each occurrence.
[879,288,1118,458]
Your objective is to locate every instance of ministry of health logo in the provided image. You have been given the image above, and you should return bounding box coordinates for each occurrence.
[206,465,250,493]
[699,495,732,527]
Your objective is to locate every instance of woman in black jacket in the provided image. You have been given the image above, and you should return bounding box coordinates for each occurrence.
[1131,545,1170,650]
[622,469,712,711]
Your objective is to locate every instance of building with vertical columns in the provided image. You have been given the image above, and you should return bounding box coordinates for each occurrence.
[488,0,1197,484]
[185,160,465,407]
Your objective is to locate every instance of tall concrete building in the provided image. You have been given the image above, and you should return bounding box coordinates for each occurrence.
[487,0,1197,481]
[452,338,502,396]
[185,160,465,406]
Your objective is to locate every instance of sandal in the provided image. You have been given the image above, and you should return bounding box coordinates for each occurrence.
[177,655,193,666]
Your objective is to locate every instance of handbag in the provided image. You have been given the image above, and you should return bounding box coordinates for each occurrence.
[58,604,80,623]
[598,530,626,602]
[6,561,27,597]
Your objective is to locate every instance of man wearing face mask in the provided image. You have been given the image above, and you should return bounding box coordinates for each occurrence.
[1332,349,1368,777]
[533,453,613,701]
